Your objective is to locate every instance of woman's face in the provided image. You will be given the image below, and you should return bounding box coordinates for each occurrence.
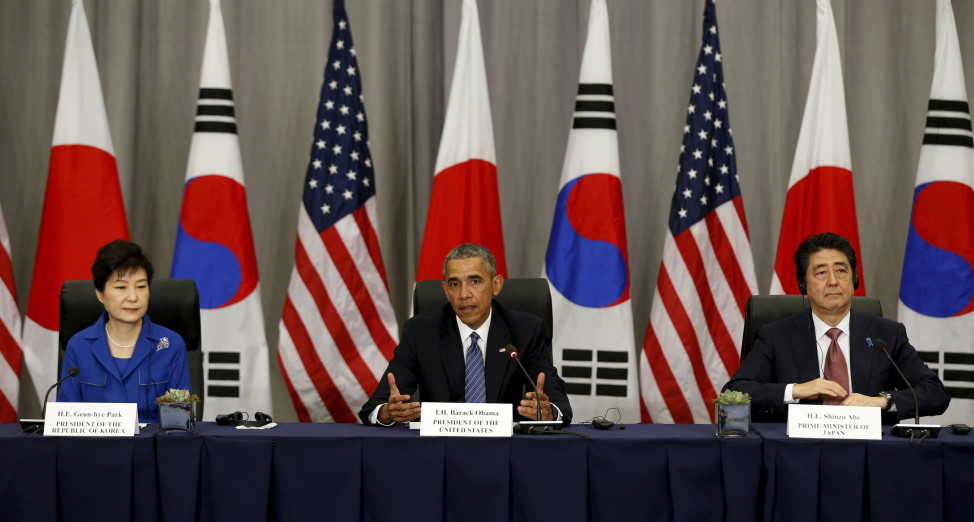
[96,268,150,326]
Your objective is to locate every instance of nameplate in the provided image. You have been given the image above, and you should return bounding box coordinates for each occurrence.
[44,402,139,437]
[420,402,513,437]
[787,404,881,440]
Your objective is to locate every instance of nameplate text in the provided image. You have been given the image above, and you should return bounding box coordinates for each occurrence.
[44,402,139,437]
[787,404,881,440]
[420,402,512,437]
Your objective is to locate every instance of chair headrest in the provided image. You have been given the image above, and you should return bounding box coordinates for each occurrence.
[412,278,553,342]
[59,279,202,353]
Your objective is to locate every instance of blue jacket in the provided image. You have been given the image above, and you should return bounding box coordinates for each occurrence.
[57,313,191,423]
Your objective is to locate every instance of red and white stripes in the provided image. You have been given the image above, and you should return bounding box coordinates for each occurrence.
[0,204,22,422]
[279,199,397,422]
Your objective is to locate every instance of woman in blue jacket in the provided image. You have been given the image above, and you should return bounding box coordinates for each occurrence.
[58,240,191,423]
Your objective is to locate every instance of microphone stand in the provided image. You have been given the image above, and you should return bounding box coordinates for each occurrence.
[502,345,562,435]
[20,366,80,435]
[871,339,940,439]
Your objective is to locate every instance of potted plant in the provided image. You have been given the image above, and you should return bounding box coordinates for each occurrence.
[156,388,200,434]
[714,390,751,437]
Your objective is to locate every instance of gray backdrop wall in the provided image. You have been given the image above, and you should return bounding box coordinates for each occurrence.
[2,0,970,421]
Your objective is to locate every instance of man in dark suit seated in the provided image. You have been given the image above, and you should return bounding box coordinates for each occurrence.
[724,232,949,423]
[359,243,572,426]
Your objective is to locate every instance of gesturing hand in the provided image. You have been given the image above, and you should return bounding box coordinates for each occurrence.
[377,373,421,424]
[518,372,554,421]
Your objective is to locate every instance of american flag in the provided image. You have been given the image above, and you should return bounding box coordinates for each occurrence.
[639,0,757,424]
[278,0,398,423]
[0,202,22,422]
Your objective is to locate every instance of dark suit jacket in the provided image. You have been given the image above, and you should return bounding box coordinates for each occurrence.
[724,309,949,424]
[358,301,572,425]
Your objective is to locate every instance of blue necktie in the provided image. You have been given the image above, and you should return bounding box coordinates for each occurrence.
[464,332,486,403]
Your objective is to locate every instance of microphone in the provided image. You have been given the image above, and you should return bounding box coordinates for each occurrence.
[500,344,561,434]
[503,344,540,421]
[868,338,939,439]
[42,366,79,419]
[20,366,80,435]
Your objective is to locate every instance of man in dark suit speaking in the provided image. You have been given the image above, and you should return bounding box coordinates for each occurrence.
[724,232,949,423]
[359,243,572,426]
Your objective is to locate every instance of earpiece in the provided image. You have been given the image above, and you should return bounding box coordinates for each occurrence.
[216,411,273,427]
[216,411,246,425]
[948,424,971,435]
[588,407,622,430]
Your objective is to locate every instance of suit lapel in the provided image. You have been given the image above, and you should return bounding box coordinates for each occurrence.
[90,332,119,383]
[125,336,153,381]
[485,306,513,403]
[89,314,123,384]
[793,310,821,383]
[848,311,874,393]
[439,309,465,400]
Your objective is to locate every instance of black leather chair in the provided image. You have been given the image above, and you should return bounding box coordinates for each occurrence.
[59,279,204,418]
[412,278,554,345]
[740,295,884,361]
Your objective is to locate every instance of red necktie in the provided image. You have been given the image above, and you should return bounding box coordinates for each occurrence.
[822,327,849,405]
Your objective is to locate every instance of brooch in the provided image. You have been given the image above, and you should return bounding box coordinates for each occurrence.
[156,337,170,351]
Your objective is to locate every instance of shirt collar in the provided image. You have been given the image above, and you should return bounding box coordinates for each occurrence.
[811,310,851,340]
[455,306,493,344]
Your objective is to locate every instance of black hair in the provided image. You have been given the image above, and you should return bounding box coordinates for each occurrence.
[442,243,498,279]
[91,239,155,291]
[794,232,858,293]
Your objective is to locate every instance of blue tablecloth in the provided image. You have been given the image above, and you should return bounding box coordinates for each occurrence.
[152,422,761,522]
[1,422,972,521]
[0,423,160,521]
[755,423,974,522]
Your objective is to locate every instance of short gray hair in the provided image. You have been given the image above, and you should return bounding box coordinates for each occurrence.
[442,243,497,279]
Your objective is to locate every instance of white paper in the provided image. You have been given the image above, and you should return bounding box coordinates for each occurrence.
[43,402,139,437]
[419,402,513,437]
[787,404,881,440]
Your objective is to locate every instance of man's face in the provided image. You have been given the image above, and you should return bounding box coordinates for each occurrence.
[442,257,504,330]
[804,248,854,318]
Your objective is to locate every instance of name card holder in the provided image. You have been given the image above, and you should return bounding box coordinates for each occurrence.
[787,404,881,440]
[44,402,140,437]
[420,402,513,437]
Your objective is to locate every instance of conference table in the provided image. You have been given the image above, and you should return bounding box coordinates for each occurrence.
[0,422,971,521]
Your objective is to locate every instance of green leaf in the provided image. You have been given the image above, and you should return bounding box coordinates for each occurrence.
[713,390,751,404]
